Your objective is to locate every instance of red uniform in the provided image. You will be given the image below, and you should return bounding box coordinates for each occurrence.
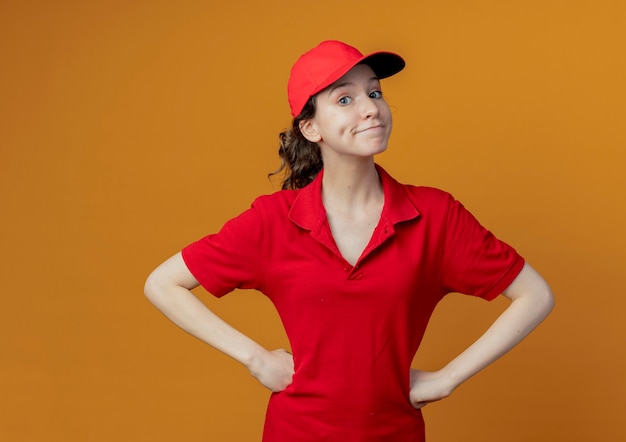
[182,165,524,441]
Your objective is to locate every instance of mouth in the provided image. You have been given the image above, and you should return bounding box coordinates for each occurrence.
[356,124,384,134]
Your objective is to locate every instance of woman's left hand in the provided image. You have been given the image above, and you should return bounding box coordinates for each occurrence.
[409,369,455,409]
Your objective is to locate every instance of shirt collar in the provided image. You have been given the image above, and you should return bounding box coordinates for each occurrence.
[288,164,421,230]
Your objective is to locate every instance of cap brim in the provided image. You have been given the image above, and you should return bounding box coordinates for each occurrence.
[360,51,406,79]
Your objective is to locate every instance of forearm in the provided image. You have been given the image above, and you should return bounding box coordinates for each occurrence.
[441,263,554,390]
[144,280,266,369]
[442,290,553,389]
[144,253,293,391]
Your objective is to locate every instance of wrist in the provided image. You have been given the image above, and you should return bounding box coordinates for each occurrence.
[437,367,463,394]
[243,343,270,375]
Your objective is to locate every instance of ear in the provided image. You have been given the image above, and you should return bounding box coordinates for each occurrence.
[299,119,322,143]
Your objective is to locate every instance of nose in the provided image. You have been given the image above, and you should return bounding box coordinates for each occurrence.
[360,96,379,119]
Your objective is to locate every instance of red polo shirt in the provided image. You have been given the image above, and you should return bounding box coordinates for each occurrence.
[182,165,524,441]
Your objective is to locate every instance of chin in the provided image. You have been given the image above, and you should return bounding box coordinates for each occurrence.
[370,143,389,155]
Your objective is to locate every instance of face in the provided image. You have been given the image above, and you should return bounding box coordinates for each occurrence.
[300,64,392,161]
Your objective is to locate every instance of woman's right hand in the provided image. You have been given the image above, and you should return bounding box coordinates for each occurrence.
[248,348,294,392]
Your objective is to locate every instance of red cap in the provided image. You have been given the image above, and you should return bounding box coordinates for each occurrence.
[287,40,405,117]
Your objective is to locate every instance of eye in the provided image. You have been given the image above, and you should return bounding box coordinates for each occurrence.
[338,96,352,105]
[369,90,383,99]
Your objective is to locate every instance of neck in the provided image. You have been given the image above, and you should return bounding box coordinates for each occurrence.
[321,158,382,208]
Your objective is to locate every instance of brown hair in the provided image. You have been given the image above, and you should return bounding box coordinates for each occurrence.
[270,98,323,190]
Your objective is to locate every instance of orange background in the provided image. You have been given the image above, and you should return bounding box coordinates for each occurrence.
[1,0,624,440]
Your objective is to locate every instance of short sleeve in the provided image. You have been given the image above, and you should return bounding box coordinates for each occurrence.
[181,202,266,298]
[440,196,525,300]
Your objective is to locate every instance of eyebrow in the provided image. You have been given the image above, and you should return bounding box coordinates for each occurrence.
[328,76,380,94]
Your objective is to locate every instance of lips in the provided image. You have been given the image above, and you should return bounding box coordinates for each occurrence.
[356,125,385,134]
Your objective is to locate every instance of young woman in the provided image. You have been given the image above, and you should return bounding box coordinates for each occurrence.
[144,40,554,441]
